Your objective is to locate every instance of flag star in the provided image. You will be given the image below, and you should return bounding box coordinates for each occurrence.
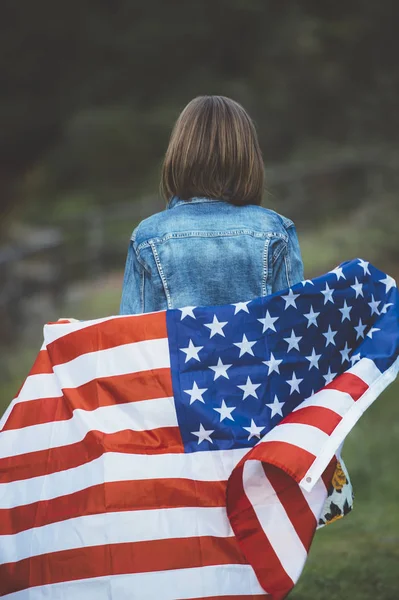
[180,339,203,362]
[286,372,303,394]
[214,400,236,422]
[258,310,279,333]
[368,295,381,316]
[183,381,207,404]
[379,274,396,293]
[243,419,265,440]
[232,301,250,314]
[354,318,367,340]
[381,302,394,314]
[339,300,352,322]
[263,352,283,375]
[351,277,364,298]
[266,395,285,417]
[204,314,228,338]
[179,306,196,320]
[191,423,214,444]
[321,283,335,304]
[234,334,257,357]
[238,376,261,400]
[283,329,302,352]
[306,348,322,370]
[209,358,232,380]
[367,327,380,339]
[301,279,315,286]
[358,259,371,276]
[330,266,346,280]
[351,353,361,365]
[304,306,320,327]
[323,367,337,385]
[322,325,337,346]
[282,289,300,309]
[340,342,352,364]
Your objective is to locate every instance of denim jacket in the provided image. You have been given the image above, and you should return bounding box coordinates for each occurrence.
[120,197,304,314]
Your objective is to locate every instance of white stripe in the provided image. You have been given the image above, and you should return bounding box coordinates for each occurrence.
[261,422,328,456]
[347,357,382,386]
[0,506,233,563]
[302,478,328,522]
[53,338,170,389]
[293,388,355,417]
[0,448,247,509]
[3,564,267,599]
[16,373,62,402]
[243,460,307,584]
[0,397,177,459]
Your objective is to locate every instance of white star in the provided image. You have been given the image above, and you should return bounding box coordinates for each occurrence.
[214,400,236,422]
[354,318,366,339]
[330,266,346,280]
[243,419,265,440]
[339,300,352,322]
[355,319,367,340]
[204,314,228,338]
[322,325,337,346]
[367,327,380,339]
[304,306,320,327]
[284,329,302,352]
[358,259,371,276]
[258,310,279,333]
[282,289,300,309]
[351,353,361,365]
[321,283,335,304]
[323,367,337,385]
[209,358,232,380]
[238,376,261,400]
[179,306,196,320]
[381,302,394,314]
[340,342,352,364]
[368,295,381,316]
[234,334,257,357]
[266,395,285,417]
[379,275,396,293]
[180,339,203,362]
[232,301,250,314]
[286,372,303,394]
[263,352,283,375]
[301,279,315,286]
[191,423,214,444]
[351,277,364,298]
[183,381,207,404]
[306,348,322,370]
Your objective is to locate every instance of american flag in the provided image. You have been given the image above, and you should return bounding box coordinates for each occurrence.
[0,259,398,600]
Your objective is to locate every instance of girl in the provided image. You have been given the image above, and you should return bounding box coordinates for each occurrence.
[120,95,303,314]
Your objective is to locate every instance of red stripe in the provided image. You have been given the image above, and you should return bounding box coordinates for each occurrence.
[0,478,227,535]
[185,596,269,599]
[321,456,338,489]
[227,462,294,600]
[47,312,167,366]
[3,368,172,430]
[28,349,53,376]
[325,372,368,401]
[0,536,246,596]
[264,464,317,552]
[281,406,342,435]
[248,441,315,483]
[0,427,184,483]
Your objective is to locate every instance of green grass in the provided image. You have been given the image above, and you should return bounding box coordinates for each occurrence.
[1,275,399,599]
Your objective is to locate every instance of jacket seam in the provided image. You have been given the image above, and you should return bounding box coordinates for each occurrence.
[149,240,172,309]
[262,238,270,296]
[135,230,288,251]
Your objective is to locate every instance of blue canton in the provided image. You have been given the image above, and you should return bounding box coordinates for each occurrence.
[166,259,398,453]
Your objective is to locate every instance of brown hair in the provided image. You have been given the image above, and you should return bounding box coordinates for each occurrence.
[160,96,265,206]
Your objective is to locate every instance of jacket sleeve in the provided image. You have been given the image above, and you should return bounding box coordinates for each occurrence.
[120,240,144,315]
[272,222,304,293]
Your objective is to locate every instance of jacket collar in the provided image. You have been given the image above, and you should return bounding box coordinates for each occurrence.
[167,196,221,209]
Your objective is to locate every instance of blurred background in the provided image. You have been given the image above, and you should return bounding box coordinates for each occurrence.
[1,2,398,597]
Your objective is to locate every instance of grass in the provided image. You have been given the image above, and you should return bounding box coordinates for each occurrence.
[1,272,399,598]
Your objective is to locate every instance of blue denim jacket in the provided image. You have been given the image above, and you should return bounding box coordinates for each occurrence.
[120,197,304,314]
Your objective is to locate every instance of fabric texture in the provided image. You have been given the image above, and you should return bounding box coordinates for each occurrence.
[120,197,304,314]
